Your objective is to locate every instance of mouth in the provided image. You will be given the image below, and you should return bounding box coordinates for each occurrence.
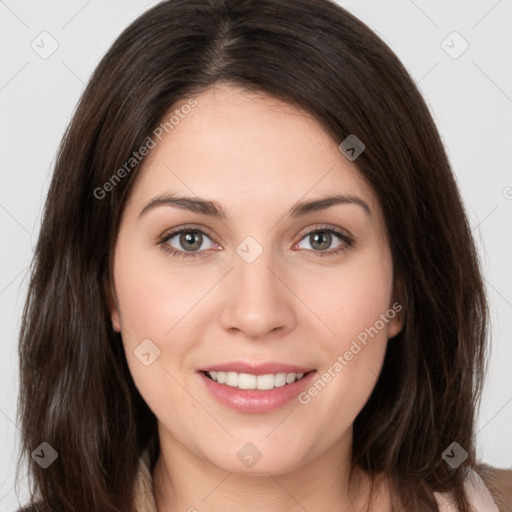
[201,369,315,390]
[197,366,318,413]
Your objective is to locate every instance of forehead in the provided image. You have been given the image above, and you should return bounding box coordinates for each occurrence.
[125,84,383,227]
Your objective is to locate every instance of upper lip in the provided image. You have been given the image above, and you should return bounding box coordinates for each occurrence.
[197,361,315,376]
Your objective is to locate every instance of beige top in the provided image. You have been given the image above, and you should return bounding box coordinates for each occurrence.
[433,469,500,511]
[133,450,500,511]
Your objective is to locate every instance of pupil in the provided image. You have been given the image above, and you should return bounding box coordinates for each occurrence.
[312,232,330,250]
[182,231,201,250]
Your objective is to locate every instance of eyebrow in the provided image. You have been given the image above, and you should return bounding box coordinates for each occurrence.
[138,193,371,219]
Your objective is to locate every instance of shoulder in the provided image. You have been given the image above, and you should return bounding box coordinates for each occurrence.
[434,463,512,512]
[474,463,512,512]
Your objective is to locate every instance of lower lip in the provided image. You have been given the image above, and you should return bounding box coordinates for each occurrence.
[198,371,317,413]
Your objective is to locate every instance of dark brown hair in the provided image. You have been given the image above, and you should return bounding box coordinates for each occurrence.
[17,0,488,511]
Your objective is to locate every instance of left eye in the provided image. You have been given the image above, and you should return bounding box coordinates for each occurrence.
[294,228,351,254]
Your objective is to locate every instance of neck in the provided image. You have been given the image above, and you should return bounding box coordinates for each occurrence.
[151,423,388,512]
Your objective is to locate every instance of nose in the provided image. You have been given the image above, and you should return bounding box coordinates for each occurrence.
[218,246,297,340]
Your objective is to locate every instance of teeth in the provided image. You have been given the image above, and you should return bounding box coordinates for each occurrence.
[206,371,306,390]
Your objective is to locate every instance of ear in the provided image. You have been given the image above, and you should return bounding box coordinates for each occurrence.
[104,279,122,333]
[387,276,405,339]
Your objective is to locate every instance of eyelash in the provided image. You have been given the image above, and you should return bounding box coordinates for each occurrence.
[157,224,353,259]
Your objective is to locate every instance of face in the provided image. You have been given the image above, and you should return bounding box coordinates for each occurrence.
[108,83,404,475]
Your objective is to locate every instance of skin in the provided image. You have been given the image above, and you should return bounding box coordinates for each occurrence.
[108,83,404,512]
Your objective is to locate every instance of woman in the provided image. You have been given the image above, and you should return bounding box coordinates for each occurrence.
[16,0,511,511]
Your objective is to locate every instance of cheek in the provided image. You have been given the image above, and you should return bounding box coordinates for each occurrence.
[112,239,210,415]
[113,269,192,434]
[297,247,394,406]
[304,247,394,347]
[113,237,198,338]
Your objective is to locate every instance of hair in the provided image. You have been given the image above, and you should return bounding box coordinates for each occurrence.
[16,0,489,511]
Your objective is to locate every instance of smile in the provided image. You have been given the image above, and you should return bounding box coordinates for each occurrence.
[198,369,317,413]
[204,370,309,390]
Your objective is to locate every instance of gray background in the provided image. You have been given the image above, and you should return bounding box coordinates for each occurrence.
[1,0,511,509]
